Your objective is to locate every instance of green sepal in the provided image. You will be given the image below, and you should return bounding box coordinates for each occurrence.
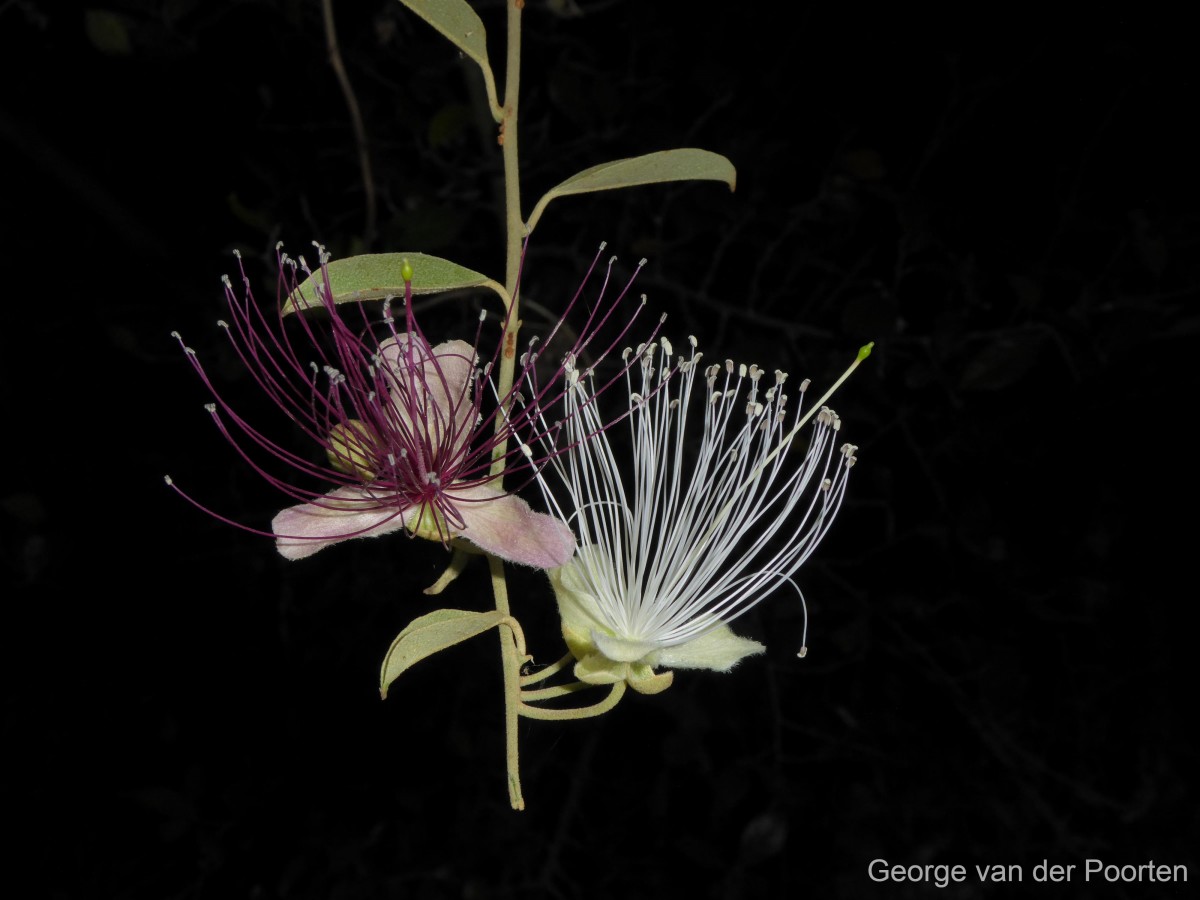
[627,664,674,695]
[572,653,629,686]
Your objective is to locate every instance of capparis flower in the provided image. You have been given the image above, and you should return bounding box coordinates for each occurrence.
[537,336,862,691]
[168,243,646,568]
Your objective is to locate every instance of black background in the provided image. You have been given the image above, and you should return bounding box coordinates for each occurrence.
[2,2,1197,898]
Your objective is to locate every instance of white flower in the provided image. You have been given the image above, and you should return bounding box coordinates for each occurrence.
[535,336,861,693]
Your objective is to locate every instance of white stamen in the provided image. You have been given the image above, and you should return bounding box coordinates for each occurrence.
[529,336,864,663]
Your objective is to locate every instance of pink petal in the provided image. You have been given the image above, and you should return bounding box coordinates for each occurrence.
[450,483,576,568]
[377,336,475,453]
[272,485,409,560]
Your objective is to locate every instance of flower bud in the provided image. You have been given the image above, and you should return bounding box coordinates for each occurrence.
[326,419,378,481]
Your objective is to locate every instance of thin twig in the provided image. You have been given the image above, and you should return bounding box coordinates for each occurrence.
[320,0,378,248]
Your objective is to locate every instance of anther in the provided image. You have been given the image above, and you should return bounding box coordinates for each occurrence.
[726,359,735,374]
[799,378,811,392]
[688,335,698,348]
[738,363,747,378]
[217,319,229,329]
[661,337,673,356]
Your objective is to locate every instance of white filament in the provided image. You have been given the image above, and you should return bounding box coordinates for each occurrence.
[533,339,854,649]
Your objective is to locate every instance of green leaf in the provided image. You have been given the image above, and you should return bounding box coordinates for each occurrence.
[397,0,494,106]
[283,252,506,315]
[526,149,737,235]
[380,608,506,698]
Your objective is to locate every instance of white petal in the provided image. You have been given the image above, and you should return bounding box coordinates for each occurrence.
[592,631,663,664]
[550,555,612,640]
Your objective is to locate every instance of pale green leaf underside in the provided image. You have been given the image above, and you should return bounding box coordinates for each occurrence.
[526,148,737,235]
[380,608,506,697]
[397,0,489,73]
[283,253,504,315]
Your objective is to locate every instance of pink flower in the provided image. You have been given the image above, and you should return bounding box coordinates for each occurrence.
[169,243,646,568]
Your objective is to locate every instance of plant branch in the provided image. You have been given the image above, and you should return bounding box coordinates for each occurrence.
[320,0,377,248]
[488,552,525,810]
[489,0,525,476]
